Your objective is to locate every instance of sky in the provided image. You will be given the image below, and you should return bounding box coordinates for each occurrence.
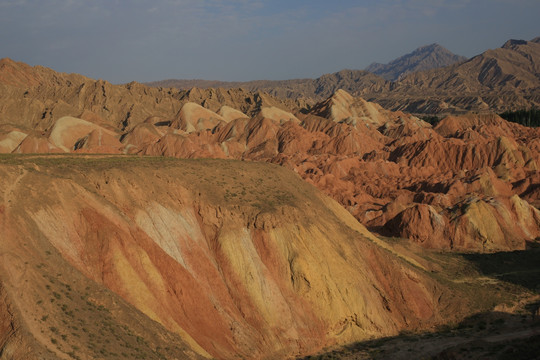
[0,0,539,84]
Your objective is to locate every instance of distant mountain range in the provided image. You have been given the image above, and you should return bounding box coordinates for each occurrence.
[371,37,540,114]
[364,43,467,81]
[145,42,464,95]
[147,37,540,115]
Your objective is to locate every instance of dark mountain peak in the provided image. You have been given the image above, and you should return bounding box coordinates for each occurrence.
[416,43,442,51]
[365,43,467,81]
[502,39,529,49]
[409,43,458,60]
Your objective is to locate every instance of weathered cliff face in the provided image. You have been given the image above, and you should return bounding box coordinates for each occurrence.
[0,157,468,359]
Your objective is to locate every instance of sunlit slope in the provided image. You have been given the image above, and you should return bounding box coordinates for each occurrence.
[0,155,465,359]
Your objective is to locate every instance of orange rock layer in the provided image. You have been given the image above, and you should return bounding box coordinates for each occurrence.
[1,87,539,252]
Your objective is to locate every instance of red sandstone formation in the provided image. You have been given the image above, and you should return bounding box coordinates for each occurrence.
[1,58,539,254]
[1,58,539,359]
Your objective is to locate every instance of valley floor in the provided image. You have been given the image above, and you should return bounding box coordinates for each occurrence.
[301,245,540,359]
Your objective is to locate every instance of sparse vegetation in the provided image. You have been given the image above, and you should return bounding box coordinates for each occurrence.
[24,244,196,360]
[500,108,540,127]
[0,155,307,213]
[421,115,441,125]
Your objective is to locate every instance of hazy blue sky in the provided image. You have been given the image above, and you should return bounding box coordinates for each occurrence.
[0,0,539,83]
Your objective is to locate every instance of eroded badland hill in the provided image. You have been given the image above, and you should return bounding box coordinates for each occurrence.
[0,52,539,359]
[1,156,538,359]
[2,59,539,253]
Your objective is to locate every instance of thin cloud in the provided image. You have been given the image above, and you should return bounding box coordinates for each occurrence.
[0,0,538,82]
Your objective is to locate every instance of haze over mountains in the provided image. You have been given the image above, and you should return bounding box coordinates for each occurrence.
[146,42,466,96]
[0,36,540,359]
[146,42,467,89]
[365,43,467,81]
[148,37,540,115]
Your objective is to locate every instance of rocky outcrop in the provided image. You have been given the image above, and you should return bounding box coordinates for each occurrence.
[0,127,28,153]
[48,116,121,153]
[170,102,227,133]
[386,195,540,252]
